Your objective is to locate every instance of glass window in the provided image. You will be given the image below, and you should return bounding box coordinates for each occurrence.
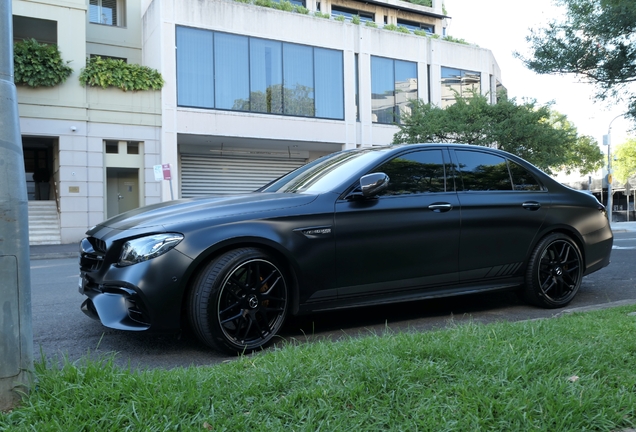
[176,27,214,108]
[376,150,447,195]
[89,0,125,26]
[250,39,283,114]
[355,54,359,122]
[215,33,250,110]
[331,6,374,22]
[105,141,119,154]
[126,141,139,155]
[371,57,395,124]
[283,43,314,117]
[395,60,418,122]
[372,57,418,124]
[396,19,434,34]
[314,48,343,119]
[13,16,57,44]
[455,150,512,191]
[509,161,543,191]
[175,27,344,120]
[441,67,481,108]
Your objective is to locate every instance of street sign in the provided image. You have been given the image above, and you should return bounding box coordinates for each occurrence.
[153,165,163,181]
[162,163,171,180]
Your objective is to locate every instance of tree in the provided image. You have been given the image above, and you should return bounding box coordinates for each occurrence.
[393,92,604,174]
[517,0,636,123]
[613,138,636,183]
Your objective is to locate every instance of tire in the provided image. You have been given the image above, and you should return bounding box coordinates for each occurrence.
[523,233,583,308]
[187,248,289,354]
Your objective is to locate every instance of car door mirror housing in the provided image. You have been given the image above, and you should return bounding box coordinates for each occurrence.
[360,172,389,197]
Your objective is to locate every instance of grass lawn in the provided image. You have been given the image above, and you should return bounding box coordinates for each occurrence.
[2,305,636,431]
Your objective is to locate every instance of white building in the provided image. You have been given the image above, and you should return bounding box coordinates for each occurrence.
[13,0,502,244]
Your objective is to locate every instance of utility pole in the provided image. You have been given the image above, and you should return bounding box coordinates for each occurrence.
[0,1,34,411]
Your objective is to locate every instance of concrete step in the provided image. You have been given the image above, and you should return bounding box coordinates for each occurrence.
[28,201,61,245]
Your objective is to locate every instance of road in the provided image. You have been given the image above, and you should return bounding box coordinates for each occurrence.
[30,232,636,370]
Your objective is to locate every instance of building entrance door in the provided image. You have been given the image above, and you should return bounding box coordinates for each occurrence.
[22,137,54,201]
[106,168,140,218]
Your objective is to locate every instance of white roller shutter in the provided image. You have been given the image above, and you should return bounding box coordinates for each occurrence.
[180,154,307,197]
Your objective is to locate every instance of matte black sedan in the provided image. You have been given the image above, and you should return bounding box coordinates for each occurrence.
[79,144,613,354]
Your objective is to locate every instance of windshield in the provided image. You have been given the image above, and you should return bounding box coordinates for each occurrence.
[260,148,389,194]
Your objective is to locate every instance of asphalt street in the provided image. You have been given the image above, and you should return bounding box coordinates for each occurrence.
[27,223,636,369]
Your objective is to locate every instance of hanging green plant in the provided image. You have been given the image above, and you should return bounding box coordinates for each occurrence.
[13,38,73,87]
[79,56,164,92]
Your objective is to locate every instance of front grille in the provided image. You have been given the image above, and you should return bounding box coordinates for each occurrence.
[79,237,108,271]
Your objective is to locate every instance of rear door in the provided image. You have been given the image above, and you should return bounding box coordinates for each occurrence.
[334,148,461,297]
[452,149,549,282]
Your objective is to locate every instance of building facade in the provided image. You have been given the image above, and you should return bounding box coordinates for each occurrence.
[13,0,503,244]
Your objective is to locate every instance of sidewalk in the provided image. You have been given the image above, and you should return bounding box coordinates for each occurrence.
[30,242,78,260]
[28,221,636,260]
[610,221,636,232]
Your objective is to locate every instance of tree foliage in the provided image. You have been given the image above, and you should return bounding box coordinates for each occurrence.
[613,138,636,183]
[517,0,636,123]
[393,92,604,174]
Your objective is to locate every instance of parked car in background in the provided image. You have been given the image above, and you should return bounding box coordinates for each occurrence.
[79,144,613,354]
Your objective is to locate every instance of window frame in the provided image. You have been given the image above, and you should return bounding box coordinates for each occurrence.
[89,0,126,27]
[371,55,418,125]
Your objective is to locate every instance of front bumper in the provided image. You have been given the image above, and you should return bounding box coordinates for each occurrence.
[80,284,150,331]
[78,238,194,332]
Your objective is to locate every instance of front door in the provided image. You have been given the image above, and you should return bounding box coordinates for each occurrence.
[334,148,460,297]
[106,168,140,218]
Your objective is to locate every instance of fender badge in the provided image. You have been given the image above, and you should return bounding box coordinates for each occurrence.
[295,226,333,237]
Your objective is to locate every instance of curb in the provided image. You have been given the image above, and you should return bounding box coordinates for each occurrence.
[30,252,78,261]
[556,299,636,316]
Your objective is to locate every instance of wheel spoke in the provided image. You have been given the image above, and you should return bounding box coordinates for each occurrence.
[219,309,242,325]
[219,302,239,315]
[237,315,253,342]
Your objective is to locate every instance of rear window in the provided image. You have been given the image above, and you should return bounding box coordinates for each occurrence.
[455,150,512,191]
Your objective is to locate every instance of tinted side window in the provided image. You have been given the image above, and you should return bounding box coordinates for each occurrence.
[376,150,447,195]
[455,150,512,191]
[509,161,543,191]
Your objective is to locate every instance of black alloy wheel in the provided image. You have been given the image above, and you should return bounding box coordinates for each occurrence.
[188,248,289,354]
[523,233,583,308]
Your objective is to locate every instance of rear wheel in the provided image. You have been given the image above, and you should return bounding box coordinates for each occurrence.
[188,248,289,354]
[523,233,583,308]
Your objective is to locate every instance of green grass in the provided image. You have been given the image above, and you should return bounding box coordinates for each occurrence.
[2,306,636,431]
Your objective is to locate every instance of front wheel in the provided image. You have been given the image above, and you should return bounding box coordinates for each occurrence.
[188,248,289,354]
[523,233,583,308]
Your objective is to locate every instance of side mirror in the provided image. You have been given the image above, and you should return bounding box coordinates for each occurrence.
[360,172,389,197]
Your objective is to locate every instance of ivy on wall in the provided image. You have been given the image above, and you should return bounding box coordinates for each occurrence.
[79,56,164,92]
[13,38,73,87]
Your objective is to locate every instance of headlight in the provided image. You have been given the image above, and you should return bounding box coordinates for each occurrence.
[118,233,184,267]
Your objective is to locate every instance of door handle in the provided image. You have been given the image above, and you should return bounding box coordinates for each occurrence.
[428,203,453,212]
[522,201,541,210]
[118,193,124,201]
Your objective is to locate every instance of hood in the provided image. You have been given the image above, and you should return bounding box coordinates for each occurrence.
[88,192,318,234]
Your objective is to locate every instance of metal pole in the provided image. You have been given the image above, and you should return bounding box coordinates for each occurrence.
[0,1,34,411]
[607,130,613,223]
[606,114,626,223]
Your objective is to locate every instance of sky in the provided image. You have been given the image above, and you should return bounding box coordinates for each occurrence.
[446,0,634,151]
